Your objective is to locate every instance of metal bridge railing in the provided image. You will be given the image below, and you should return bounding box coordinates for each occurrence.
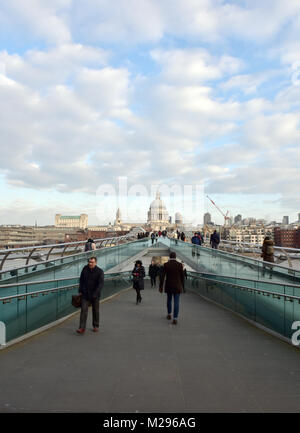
[0,271,132,345]
[187,270,300,342]
[182,233,300,268]
[0,233,137,272]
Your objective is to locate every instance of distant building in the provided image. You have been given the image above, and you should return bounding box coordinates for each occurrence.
[242,218,257,226]
[147,192,170,230]
[282,216,289,225]
[65,229,129,243]
[203,212,211,225]
[0,225,79,248]
[234,214,242,224]
[175,212,183,225]
[225,226,273,245]
[274,227,300,248]
[114,208,122,226]
[55,214,88,229]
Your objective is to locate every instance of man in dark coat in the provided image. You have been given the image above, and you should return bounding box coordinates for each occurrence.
[77,257,104,334]
[149,260,159,287]
[210,230,220,249]
[159,252,184,325]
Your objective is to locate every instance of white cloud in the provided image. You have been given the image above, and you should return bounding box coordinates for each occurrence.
[221,73,271,95]
[1,0,300,224]
[0,0,72,44]
[69,0,300,45]
[0,44,108,89]
[71,0,164,44]
[75,67,131,116]
[151,49,243,84]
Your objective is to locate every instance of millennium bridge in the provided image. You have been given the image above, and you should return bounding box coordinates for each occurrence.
[0,236,299,412]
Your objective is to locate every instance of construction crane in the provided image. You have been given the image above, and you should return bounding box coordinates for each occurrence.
[206,195,231,226]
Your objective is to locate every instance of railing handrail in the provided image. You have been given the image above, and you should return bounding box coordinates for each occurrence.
[219,239,300,253]
[187,272,300,302]
[187,270,300,289]
[0,236,145,275]
[183,232,300,253]
[0,271,132,302]
[169,238,300,275]
[0,283,78,302]
[0,275,80,288]
[0,234,131,254]
[0,270,133,288]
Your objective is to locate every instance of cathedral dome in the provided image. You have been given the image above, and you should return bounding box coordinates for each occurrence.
[149,192,167,212]
[147,192,169,225]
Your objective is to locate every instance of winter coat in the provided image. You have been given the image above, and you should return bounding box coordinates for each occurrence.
[79,265,104,301]
[149,264,159,278]
[261,239,275,263]
[132,265,145,290]
[210,232,220,245]
[191,235,201,245]
[159,259,185,294]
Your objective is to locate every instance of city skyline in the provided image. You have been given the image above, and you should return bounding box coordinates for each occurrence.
[1,1,300,225]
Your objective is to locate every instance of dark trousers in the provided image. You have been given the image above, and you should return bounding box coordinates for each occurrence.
[167,293,180,319]
[79,298,100,329]
[135,289,142,302]
[150,276,157,286]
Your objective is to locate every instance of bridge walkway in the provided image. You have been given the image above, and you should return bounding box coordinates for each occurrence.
[0,281,299,413]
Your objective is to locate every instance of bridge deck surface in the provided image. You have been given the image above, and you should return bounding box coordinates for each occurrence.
[0,281,299,413]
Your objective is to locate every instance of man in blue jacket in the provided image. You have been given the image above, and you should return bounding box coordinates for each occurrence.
[77,257,104,334]
[191,233,201,245]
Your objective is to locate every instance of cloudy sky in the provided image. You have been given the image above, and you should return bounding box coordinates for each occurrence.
[0,0,300,225]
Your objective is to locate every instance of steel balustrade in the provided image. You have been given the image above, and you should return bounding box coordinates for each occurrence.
[0,233,137,272]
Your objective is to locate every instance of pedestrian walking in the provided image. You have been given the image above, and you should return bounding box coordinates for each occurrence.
[149,260,159,287]
[76,257,104,334]
[132,260,145,304]
[261,236,275,263]
[85,238,96,251]
[151,232,155,245]
[197,232,204,245]
[191,232,201,245]
[210,230,220,249]
[159,252,184,325]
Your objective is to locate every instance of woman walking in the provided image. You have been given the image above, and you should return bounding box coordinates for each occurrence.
[261,236,275,262]
[132,260,145,304]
